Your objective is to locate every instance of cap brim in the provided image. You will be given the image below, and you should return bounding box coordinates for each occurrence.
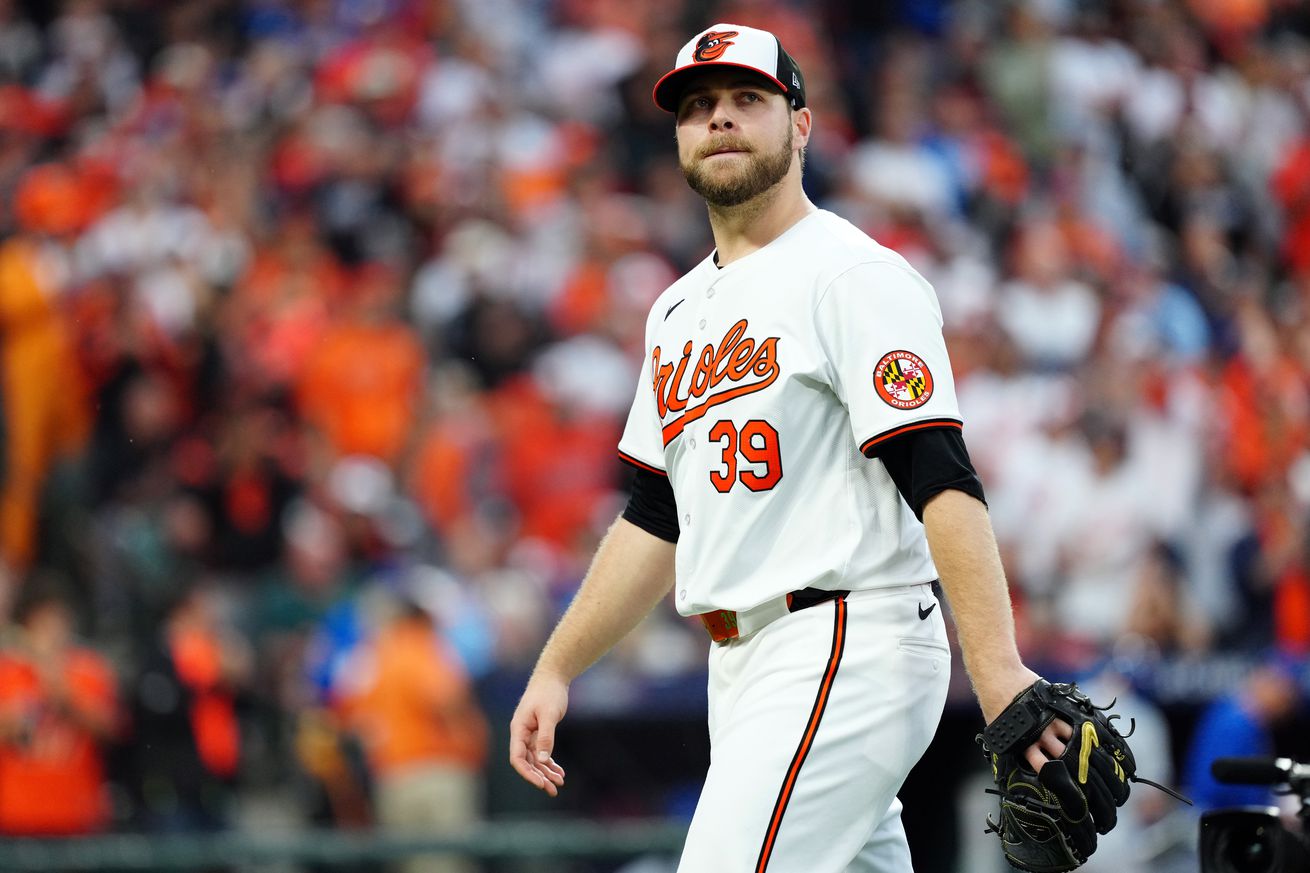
[652,62,789,113]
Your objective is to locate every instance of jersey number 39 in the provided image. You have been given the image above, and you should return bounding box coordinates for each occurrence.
[709,420,782,493]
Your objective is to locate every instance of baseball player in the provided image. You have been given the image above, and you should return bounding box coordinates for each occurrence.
[509,24,1077,872]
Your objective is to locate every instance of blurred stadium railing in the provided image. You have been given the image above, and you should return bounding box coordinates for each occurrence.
[0,820,688,871]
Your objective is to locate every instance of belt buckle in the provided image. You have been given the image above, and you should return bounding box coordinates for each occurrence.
[699,609,740,643]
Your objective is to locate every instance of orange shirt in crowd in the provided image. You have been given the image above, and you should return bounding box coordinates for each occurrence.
[411,407,499,534]
[170,625,240,779]
[1276,567,1310,655]
[297,319,424,465]
[1271,138,1310,275]
[0,649,118,835]
[491,379,621,548]
[0,237,91,571]
[232,248,339,388]
[1216,353,1307,491]
[344,618,487,776]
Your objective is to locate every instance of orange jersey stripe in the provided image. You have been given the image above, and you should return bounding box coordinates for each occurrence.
[859,418,962,456]
[617,450,667,476]
[755,597,848,872]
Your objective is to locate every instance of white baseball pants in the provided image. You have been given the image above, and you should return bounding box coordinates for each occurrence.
[678,583,950,873]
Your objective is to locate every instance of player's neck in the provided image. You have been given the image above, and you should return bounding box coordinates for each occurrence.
[706,177,815,267]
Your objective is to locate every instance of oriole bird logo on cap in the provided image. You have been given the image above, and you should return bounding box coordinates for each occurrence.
[693,30,738,62]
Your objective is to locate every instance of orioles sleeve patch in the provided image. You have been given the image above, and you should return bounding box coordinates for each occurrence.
[873,350,934,410]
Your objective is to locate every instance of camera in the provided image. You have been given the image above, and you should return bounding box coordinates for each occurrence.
[1201,758,1310,873]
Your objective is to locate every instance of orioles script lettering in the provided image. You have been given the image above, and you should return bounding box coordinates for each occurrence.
[653,319,780,444]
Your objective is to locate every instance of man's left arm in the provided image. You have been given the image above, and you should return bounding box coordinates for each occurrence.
[812,259,1068,760]
[921,488,1071,770]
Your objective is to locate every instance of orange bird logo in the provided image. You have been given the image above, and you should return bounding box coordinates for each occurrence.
[694,30,738,62]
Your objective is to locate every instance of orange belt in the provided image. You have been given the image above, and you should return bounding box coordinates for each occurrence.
[697,588,848,643]
[698,609,744,642]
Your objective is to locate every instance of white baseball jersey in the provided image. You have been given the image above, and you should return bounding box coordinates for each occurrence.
[618,209,963,616]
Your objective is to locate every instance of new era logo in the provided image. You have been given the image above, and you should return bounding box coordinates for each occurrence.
[792,72,800,88]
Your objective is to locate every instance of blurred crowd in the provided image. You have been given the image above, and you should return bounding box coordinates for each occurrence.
[2,0,1310,852]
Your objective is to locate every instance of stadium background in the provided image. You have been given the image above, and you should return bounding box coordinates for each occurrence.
[2,0,1310,870]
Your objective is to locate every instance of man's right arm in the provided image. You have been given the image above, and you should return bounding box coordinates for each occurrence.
[508,515,676,795]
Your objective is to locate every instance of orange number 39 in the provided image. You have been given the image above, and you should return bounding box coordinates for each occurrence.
[709,420,783,493]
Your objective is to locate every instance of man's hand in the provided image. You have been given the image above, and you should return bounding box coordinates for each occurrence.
[979,679,1167,872]
[508,671,569,796]
[978,665,1072,772]
[506,517,676,796]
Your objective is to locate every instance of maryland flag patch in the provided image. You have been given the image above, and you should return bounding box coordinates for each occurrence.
[874,350,934,410]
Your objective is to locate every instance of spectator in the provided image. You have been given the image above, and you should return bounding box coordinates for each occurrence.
[130,585,252,833]
[982,0,1057,166]
[0,580,120,836]
[1272,523,1310,656]
[1124,542,1213,654]
[297,262,425,467]
[1183,655,1302,810]
[0,167,92,572]
[0,0,41,84]
[847,58,957,219]
[255,498,373,834]
[341,598,488,873]
[1017,411,1158,652]
[995,215,1102,370]
[226,209,338,394]
[1105,243,1212,366]
[191,405,303,573]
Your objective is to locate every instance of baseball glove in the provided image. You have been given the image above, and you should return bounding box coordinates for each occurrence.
[978,679,1188,873]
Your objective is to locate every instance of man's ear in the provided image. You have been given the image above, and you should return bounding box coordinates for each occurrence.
[793,107,813,150]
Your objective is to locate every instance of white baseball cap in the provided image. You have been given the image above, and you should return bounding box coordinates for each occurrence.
[652,23,807,113]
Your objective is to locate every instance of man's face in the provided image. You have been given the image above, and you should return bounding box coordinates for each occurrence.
[675,70,799,208]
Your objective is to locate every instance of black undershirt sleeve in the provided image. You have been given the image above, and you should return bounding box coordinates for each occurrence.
[869,425,986,521]
[622,466,680,543]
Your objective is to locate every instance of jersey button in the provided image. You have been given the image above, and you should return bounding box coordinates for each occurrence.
[706,288,715,298]
[698,319,706,329]
[683,513,690,525]
[689,438,696,449]
[679,590,687,601]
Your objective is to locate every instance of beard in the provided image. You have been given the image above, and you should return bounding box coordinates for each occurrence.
[681,125,794,208]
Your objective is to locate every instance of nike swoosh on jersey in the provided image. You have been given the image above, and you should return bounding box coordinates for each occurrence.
[917,602,936,620]
[665,299,686,320]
